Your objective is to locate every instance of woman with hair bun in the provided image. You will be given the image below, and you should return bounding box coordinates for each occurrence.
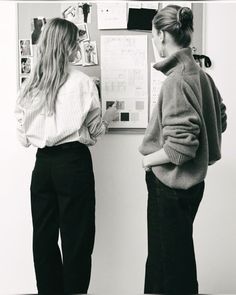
[15,18,118,294]
[139,5,227,294]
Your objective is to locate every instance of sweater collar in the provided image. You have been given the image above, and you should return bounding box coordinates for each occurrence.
[153,47,197,76]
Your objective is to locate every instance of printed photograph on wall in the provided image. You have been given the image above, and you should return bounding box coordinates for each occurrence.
[80,3,92,23]
[20,57,32,75]
[31,17,47,44]
[62,5,78,22]
[19,39,32,56]
[81,40,98,66]
[77,23,89,42]
[62,3,92,24]
[20,76,29,86]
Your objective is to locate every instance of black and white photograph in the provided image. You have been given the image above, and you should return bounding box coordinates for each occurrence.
[20,57,32,75]
[80,2,92,23]
[77,23,90,42]
[19,39,32,56]
[62,3,92,24]
[20,76,29,86]
[0,1,236,295]
[81,40,98,66]
[31,17,47,44]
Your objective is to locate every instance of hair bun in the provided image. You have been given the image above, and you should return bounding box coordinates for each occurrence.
[177,7,193,30]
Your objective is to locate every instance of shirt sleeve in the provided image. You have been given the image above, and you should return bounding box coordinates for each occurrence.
[83,79,106,141]
[14,102,30,147]
[162,78,201,166]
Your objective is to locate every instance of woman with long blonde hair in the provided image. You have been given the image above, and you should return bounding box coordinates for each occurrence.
[16,18,117,294]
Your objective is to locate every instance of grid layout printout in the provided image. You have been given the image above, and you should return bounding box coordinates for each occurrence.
[150,62,166,118]
[101,35,148,128]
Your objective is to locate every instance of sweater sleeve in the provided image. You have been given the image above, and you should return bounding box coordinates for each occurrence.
[217,89,227,133]
[162,78,201,165]
[220,100,227,133]
[206,73,227,133]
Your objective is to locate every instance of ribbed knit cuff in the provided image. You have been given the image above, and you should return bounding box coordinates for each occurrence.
[164,144,192,166]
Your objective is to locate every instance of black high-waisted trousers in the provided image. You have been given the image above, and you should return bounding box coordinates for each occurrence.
[30,141,95,294]
[144,170,204,294]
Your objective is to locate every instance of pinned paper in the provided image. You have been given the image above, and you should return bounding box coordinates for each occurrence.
[127,8,157,31]
[101,35,148,128]
[97,3,127,30]
[150,63,166,118]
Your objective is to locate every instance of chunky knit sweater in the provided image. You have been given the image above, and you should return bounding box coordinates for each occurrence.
[139,47,227,189]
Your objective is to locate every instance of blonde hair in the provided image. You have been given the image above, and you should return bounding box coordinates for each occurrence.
[18,18,78,115]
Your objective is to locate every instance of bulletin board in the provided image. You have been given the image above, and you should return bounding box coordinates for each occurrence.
[17,1,204,133]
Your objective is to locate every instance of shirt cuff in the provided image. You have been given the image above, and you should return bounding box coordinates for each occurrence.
[102,119,109,131]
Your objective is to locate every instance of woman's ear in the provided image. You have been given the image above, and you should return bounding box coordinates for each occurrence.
[159,30,165,43]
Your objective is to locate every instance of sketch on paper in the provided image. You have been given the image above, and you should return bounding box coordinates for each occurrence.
[62,3,92,24]
[97,2,127,30]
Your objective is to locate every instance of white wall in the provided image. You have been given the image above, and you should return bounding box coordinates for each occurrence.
[0,2,38,293]
[194,3,236,293]
[0,2,235,294]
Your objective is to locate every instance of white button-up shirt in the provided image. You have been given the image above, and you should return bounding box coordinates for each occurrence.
[15,68,106,148]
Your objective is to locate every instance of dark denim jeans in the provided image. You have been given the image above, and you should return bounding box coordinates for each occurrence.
[30,142,95,294]
[144,170,204,294]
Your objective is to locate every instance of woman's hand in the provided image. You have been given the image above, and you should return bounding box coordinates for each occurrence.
[142,149,171,171]
[102,102,119,123]
[142,156,152,172]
